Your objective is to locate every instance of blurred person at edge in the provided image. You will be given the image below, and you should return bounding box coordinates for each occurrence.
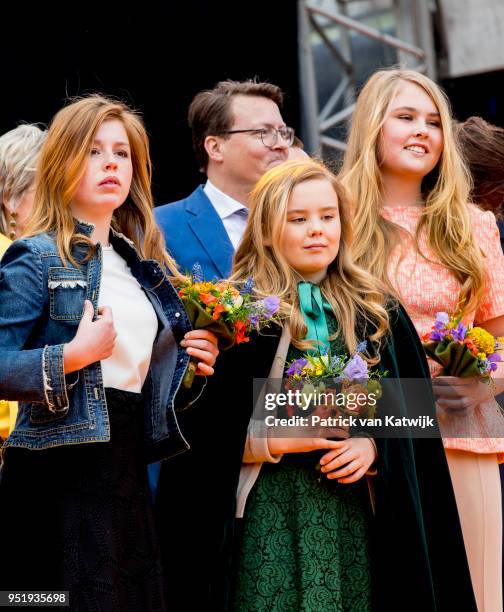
[0,124,46,440]
[0,95,218,609]
[456,115,504,602]
[455,117,504,246]
[340,68,504,612]
[0,124,46,241]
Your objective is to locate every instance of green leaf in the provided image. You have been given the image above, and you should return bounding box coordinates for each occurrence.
[182,297,235,350]
[423,340,481,377]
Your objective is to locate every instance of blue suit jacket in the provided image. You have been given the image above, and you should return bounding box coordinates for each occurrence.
[155,186,234,279]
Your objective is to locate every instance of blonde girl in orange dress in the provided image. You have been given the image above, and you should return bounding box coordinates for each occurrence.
[340,68,504,612]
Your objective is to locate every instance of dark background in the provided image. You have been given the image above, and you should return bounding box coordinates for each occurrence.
[443,69,504,126]
[1,1,300,205]
[2,2,502,205]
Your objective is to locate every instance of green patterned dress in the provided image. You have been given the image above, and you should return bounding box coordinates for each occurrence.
[234,316,373,612]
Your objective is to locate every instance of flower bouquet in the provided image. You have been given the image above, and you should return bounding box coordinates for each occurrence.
[283,343,384,477]
[284,341,384,421]
[422,312,503,379]
[178,264,281,388]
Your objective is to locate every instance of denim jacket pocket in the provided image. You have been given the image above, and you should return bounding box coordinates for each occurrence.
[30,400,69,424]
[48,267,87,321]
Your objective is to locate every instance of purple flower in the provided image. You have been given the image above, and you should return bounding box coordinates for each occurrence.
[451,322,467,342]
[343,354,369,380]
[430,329,448,341]
[240,277,255,295]
[286,358,308,376]
[434,312,449,329]
[331,355,345,371]
[192,262,204,283]
[262,296,280,317]
[479,352,500,374]
[428,313,452,341]
[356,340,368,353]
[248,296,280,326]
[430,313,466,342]
[248,314,260,327]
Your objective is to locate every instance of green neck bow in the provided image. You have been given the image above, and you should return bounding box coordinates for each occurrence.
[297,281,332,354]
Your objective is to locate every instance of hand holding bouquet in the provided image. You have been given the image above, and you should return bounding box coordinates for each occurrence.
[424,313,504,429]
[178,264,281,388]
[284,341,384,420]
[422,312,503,379]
[283,342,383,479]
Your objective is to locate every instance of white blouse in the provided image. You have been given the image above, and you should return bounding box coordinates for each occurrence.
[98,244,158,393]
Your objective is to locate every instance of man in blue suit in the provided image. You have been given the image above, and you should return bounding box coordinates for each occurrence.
[155,79,293,279]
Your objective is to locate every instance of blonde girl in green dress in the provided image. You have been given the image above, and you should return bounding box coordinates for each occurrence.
[228,158,476,611]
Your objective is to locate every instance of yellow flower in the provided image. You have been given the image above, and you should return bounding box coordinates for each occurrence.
[477,353,486,360]
[467,327,495,355]
[193,282,214,293]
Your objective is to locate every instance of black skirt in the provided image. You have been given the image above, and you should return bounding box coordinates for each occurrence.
[0,388,166,612]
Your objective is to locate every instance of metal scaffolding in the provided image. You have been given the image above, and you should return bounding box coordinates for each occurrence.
[298,0,437,155]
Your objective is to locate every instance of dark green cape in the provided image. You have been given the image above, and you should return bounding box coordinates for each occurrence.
[370,305,476,611]
[155,304,477,612]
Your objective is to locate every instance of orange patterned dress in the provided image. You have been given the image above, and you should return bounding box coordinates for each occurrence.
[381,204,504,458]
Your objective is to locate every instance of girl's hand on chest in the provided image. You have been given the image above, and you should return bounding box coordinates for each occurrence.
[63,300,117,373]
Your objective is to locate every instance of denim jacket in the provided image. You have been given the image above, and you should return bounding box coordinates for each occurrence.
[0,221,194,462]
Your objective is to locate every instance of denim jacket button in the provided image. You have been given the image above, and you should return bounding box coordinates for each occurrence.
[94,387,100,400]
[175,312,180,318]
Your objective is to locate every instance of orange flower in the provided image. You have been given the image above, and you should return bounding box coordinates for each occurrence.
[199,292,217,305]
[464,339,479,356]
[215,281,231,293]
[234,320,249,344]
[212,304,226,320]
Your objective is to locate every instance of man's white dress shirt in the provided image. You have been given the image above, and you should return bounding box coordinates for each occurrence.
[203,180,248,250]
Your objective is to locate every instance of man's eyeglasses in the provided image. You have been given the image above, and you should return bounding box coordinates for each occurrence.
[219,126,295,148]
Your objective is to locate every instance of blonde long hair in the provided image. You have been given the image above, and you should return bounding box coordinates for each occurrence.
[0,124,46,236]
[26,95,182,278]
[232,159,389,354]
[340,68,485,315]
